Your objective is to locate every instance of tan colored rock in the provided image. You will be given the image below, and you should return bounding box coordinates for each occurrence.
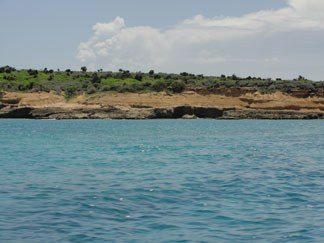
[1,90,324,119]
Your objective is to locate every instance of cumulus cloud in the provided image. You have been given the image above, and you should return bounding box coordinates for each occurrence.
[77,0,324,79]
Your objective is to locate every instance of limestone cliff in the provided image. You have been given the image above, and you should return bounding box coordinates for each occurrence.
[1,90,324,119]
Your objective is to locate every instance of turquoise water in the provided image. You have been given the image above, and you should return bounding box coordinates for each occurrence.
[1,120,324,242]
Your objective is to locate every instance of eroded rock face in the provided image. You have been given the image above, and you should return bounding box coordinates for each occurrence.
[0,103,323,119]
[223,109,324,120]
[0,105,33,118]
[1,90,324,119]
[153,106,229,119]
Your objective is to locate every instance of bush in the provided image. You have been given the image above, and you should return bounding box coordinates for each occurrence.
[168,80,185,93]
[27,69,38,76]
[117,85,131,93]
[298,75,305,81]
[103,72,113,79]
[1,66,16,73]
[81,82,89,90]
[122,70,131,79]
[25,81,34,90]
[65,86,77,97]
[153,74,161,79]
[100,85,110,92]
[81,66,87,72]
[31,85,43,93]
[151,81,167,92]
[17,84,26,91]
[129,83,142,92]
[48,74,54,81]
[91,73,101,83]
[231,74,239,80]
[141,82,151,88]
[3,75,16,81]
[134,73,143,81]
[86,86,96,94]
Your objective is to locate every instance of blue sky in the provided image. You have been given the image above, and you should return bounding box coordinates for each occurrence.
[1,0,324,80]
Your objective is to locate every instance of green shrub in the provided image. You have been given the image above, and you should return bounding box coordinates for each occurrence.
[27,69,38,76]
[65,86,77,97]
[100,85,110,92]
[91,73,101,83]
[142,82,151,88]
[165,89,173,96]
[168,80,185,93]
[86,86,96,94]
[152,74,160,79]
[151,80,167,92]
[134,73,143,81]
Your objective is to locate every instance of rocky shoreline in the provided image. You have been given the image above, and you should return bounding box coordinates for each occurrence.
[1,104,323,120]
[1,91,324,119]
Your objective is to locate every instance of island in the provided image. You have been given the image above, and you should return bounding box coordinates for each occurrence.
[1,66,324,119]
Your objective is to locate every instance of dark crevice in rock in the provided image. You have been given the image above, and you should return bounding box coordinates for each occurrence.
[0,107,33,118]
[153,106,234,119]
[0,104,323,119]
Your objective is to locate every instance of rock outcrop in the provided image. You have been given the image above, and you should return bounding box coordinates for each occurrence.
[1,90,324,119]
[1,104,323,120]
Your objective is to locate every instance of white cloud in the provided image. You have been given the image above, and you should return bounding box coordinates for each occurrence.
[76,0,324,80]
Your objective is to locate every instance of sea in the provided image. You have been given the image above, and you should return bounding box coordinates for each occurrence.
[1,119,324,242]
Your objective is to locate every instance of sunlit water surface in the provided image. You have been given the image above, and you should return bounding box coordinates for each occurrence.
[1,120,324,242]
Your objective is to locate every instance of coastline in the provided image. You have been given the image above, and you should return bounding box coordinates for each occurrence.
[1,89,324,119]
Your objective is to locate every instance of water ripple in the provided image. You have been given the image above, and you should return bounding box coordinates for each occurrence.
[1,120,324,242]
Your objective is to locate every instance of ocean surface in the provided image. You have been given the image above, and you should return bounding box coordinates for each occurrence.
[1,120,324,242]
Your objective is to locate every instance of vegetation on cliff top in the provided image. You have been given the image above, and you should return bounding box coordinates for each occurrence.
[0,65,323,98]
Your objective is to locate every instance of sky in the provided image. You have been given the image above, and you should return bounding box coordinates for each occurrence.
[1,0,324,80]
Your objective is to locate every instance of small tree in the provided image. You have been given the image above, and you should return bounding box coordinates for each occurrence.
[81,66,87,72]
[298,75,305,81]
[231,74,239,80]
[180,72,188,76]
[149,70,154,75]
